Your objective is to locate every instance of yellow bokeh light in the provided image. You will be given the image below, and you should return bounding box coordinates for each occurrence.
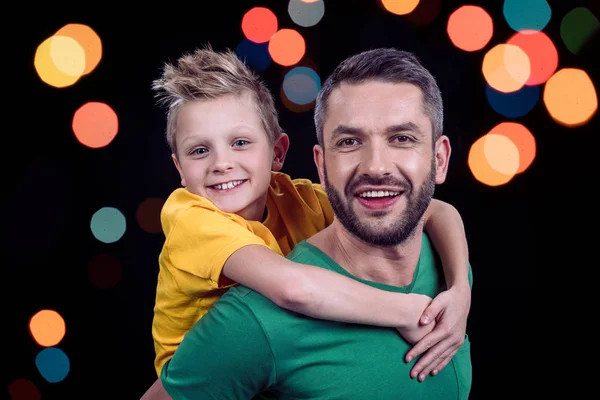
[34,36,85,88]
[29,309,66,347]
[381,0,420,16]
[482,44,530,93]
[468,134,518,186]
[56,23,102,75]
[543,68,598,127]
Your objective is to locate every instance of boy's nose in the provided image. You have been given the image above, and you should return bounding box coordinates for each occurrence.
[211,152,234,173]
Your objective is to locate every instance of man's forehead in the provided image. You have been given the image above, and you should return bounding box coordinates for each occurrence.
[324,81,430,133]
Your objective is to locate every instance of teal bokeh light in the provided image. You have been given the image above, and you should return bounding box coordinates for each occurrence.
[503,0,551,32]
[90,206,126,244]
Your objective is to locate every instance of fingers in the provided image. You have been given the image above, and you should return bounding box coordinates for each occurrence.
[429,347,457,377]
[405,326,445,363]
[420,299,443,325]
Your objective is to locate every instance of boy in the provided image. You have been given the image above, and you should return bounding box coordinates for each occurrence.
[150,46,471,380]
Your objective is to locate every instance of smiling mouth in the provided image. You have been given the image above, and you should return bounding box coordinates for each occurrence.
[355,190,403,210]
[209,179,247,191]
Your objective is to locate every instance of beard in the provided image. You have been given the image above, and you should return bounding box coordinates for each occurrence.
[323,158,436,246]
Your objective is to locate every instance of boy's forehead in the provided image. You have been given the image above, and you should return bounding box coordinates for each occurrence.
[175,94,267,140]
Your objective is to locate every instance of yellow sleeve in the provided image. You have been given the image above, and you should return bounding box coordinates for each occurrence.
[312,182,334,226]
[163,205,269,297]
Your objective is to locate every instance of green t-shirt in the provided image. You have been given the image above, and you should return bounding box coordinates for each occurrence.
[162,234,473,399]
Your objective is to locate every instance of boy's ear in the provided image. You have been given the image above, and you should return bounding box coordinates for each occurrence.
[271,133,290,171]
[171,153,187,187]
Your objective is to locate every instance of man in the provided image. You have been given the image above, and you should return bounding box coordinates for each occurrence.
[157,47,473,399]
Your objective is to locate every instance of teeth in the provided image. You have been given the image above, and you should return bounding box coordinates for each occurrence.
[213,180,244,190]
[358,190,400,198]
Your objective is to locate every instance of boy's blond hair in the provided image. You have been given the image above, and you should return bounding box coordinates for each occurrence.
[152,45,282,155]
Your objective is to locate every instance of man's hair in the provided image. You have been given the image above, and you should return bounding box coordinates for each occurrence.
[151,45,282,155]
[314,48,443,147]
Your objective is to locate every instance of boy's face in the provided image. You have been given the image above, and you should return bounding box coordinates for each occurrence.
[172,93,287,221]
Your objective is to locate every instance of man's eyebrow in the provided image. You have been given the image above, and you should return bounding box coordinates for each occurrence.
[330,125,364,140]
[385,122,422,135]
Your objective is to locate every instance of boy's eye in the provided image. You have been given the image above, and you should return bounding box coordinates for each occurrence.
[233,139,249,147]
[191,147,208,156]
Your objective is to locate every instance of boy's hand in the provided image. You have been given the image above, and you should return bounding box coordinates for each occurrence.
[404,285,471,382]
[396,293,436,345]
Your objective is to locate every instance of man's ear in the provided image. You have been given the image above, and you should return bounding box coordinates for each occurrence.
[434,135,451,184]
[171,153,186,187]
[313,144,325,186]
[271,133,290,171]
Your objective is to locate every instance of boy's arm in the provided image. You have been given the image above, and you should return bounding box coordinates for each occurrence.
[223,245,432,333]
[405,199,472,382]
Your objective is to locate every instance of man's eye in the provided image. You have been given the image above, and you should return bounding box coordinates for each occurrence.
[339,138,358,146]
[394,135,411,143]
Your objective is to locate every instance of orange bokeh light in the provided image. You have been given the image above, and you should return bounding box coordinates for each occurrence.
[55,23,102,75]
[543,68,598,127]
[507,30,558,86]
[72,102,119,148]
[447,5,494,52]
[482,44,530,93]
[242,7,278,43]
[488,122,536,174]
[268,29,306,66]
[469,134,519,187]
[381,0,420,15]
[29,309,66,347]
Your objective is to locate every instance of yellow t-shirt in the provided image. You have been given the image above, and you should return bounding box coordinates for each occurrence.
[152,171,334,376]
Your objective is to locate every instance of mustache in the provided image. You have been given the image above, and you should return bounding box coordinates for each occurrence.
[345,175,409,195]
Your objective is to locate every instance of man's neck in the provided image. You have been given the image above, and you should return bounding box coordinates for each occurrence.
[307,219,424,287]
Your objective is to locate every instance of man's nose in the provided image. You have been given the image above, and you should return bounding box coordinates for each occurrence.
[359,141,394,176]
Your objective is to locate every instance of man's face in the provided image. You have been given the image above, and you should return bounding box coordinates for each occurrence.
[314,81,450,246]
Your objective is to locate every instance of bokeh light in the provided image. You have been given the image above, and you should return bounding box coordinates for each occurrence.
[507,30,558,86]
[560,7,599,54]
[8,379,40,400]
[488,122,536,174]
[283,66,321,105]
[72,102,119,148]
[35,347,70,383]
[288,0,325,27]
[55,23,102,75]
[503,0,551,32]
[486,84,540,119]
[381,0,420,16]
[468,134,519,187]
[137,197,165,234]
[29,309,66,347]
[90,207,126,244]
[403,0,441,26]
[236,39,272,72]
[242,7,278,43]
[447,5,493,52]
[281,86,315,113]
[543,68,598,127]
[482,44,531,93]
[88,254,122,289]
[268,29,306,66]
[34,35,85,88]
